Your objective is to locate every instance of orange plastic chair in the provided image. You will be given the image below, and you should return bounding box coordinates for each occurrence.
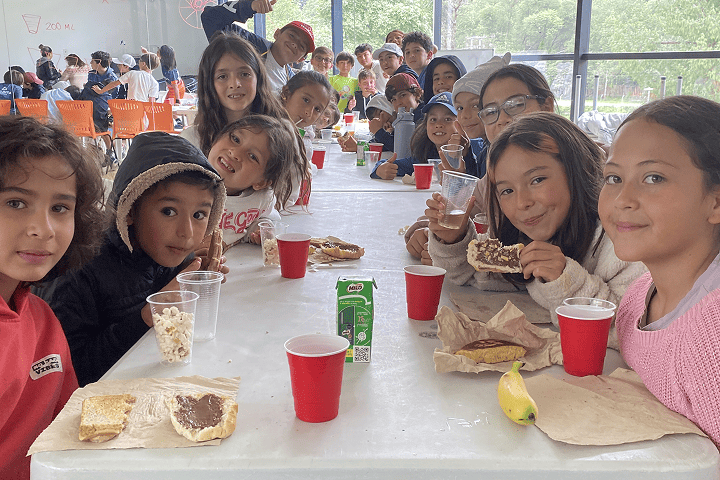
[108,99,145,139]
[143,101,176,134]
[56,100,111,145]
[16,99,49,122]
[0,100,11,116]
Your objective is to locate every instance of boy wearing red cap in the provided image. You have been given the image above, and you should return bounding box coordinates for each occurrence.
[201,0,315,93]
[384,72,425,123]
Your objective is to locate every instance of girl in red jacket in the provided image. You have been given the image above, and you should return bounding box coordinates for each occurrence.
[0,116,105,479]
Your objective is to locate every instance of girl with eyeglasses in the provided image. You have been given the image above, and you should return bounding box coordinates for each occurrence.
[426,112,646,343]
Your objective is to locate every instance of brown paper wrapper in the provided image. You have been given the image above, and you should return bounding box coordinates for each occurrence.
[450,289,551,324]
[525,368,706,445]
[433,302,562,373]
[28,375,241,455]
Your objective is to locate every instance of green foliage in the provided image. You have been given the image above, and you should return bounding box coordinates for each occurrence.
[589,0,720,100]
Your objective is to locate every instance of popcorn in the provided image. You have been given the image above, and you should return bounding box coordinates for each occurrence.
[263,238,280,266]
[152,306,194,363]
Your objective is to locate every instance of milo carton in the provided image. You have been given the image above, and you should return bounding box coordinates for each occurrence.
[356,141,369,166]
[336,276,377,363]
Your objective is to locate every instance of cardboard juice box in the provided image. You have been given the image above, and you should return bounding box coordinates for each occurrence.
[336,276,377,363]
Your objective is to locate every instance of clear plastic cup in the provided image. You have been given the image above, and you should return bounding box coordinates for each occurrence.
[439,171,478,229]
[259,220,288,267]
[177,271,223,342]
[441,144,463,169]
[428,158,441,183]
[146,290,198,365]
[364,150,380,170]
[321,128,333,140]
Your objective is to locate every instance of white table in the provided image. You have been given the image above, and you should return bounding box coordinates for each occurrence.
[31,191,720,479]
[172,105,198,127]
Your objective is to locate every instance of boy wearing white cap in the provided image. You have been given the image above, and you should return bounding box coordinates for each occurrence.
[112,54,137,100]
[373,43,418,80]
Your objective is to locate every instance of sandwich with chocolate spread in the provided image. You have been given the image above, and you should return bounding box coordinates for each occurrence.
[455,339,527,364]
[467,237,523,274]
[310,237,365,260]
[168,393,238,442]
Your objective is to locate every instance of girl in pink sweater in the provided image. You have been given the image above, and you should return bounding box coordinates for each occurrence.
[599,96,720,448]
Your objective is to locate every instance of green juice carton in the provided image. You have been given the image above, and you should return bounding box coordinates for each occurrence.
[336,276,377,363]
[356,141,369,166]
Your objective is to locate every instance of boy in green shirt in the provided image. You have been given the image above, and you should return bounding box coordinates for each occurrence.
[329,51,358,112]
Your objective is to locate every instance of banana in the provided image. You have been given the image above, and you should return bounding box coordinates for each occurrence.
[497,361,538,425]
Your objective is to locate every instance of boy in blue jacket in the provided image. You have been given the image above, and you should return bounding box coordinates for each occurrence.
[201,0,315,93]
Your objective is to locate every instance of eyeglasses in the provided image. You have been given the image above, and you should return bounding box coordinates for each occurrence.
[478,94,545,125]
[314,57,333,64]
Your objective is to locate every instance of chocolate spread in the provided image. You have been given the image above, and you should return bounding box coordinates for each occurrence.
[323,241,360,252]
[175,394,223,429]
[474,238,521,268]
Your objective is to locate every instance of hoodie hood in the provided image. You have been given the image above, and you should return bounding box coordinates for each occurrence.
[423,55,467,104]
[109,132,226,252]
[393,63,418,81]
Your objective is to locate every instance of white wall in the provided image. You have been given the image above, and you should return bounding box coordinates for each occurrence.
[0,0,212,79]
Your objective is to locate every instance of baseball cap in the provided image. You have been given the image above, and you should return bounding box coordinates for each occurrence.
[422,91,457,115]
[365,94,394,116]
[23,72,43,85]
[112,54,136,68]
[452,52,511,105]
[384,73,420,101]
[372,43,403,60]
[283,21,315,54]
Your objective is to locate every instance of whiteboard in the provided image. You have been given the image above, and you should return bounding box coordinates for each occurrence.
[0,0,218,79]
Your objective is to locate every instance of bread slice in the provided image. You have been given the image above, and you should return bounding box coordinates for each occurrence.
[79,394,136,442]
[455,339,527,364]
[168,393,238,442]
[200,228,223,271]
[467,238,523,273]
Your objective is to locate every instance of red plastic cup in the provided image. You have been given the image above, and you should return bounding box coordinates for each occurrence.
[556,300,616,376]
[369,143,383,153]
[285,334,350,422]
[311,147,326,169]
[414,164,434,190]
[404,265,446,320]
[294,178,312,206]
[473,213,489,234]
[344,113,354,124]
[277,233,311,279]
